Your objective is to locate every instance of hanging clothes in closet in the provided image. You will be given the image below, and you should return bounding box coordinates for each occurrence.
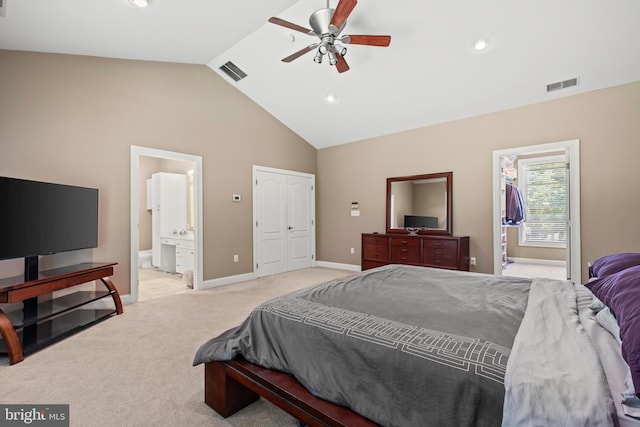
[505,182,525,225]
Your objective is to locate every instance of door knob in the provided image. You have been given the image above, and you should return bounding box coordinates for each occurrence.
[288,226,294,230]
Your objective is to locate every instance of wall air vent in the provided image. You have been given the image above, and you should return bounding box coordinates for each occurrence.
[0,0,6,18]
[219,61,247,82]
[547,77,579,93]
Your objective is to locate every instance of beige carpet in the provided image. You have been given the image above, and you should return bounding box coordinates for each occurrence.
[0,267,355,427]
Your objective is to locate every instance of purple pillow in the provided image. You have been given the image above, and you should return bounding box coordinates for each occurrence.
[589,253,640,278]
[586,265,640,397]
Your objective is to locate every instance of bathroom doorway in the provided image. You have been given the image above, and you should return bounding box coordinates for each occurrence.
[129,146,203,303]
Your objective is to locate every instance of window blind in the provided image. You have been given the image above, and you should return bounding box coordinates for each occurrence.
[520,158,567,247]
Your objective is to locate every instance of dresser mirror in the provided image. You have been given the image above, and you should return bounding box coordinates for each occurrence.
[386,171,452,235]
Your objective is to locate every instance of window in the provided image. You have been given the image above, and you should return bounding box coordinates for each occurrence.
[518,155,567,248]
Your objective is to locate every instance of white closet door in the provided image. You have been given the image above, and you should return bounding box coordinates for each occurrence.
[254,167,315,277]
[287,175,313,271]
[255,170,288,276]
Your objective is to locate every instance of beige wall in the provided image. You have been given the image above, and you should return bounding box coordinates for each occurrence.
[0,50,316,294]
[317,81,640,280]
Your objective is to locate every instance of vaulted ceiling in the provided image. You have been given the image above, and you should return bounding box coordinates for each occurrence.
[1,0,639,148]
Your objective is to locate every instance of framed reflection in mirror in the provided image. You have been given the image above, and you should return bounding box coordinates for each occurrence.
[386,171,452,235]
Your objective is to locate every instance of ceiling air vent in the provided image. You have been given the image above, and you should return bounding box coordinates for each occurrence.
[0,0,6,18]
[547,77,579,93]
[219,61,247,82]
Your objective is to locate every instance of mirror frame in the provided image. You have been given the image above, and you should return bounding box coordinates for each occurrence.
[386,171,453,235]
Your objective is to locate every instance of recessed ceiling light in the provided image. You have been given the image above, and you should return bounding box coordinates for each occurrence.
[325,94,338,104]
[129,0,150,7]
[473,39,489,51]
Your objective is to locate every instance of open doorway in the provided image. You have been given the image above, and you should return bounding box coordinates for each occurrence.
[492,140,581,283]
[129,146,203,303]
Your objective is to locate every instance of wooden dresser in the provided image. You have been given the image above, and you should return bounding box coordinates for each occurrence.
[362,233,470,271]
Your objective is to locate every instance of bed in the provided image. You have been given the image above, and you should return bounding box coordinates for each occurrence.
[194,259,640,426]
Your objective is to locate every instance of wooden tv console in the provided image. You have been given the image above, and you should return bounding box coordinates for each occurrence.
[0,262,122,365]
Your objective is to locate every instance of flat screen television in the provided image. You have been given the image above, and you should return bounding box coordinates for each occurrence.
[0,176,99,280]
[404,215,438,229]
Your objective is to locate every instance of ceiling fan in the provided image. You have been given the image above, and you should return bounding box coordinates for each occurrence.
[268,0,391,73]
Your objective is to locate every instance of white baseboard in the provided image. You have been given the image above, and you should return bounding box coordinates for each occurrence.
[315,261,361,272]
[509,257,566,267]
[199,272,255,290]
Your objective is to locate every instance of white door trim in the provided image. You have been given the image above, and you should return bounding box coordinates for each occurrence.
[129,145,203,303]
[492,139,581,283]
[252,165,316,277]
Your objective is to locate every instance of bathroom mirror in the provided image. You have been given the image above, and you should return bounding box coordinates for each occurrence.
[386,171,452,235]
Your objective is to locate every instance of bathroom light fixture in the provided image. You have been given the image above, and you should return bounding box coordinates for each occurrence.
[325,94,338,104]
[129,0,150,8]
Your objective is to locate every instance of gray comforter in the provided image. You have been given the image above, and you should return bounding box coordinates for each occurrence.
[194,264,619,426]
[194,265,533,426]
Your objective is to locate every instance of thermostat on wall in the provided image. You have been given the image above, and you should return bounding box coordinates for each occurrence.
[232,194,241,202]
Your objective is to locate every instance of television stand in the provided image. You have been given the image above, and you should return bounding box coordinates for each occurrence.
[0,262,122,365]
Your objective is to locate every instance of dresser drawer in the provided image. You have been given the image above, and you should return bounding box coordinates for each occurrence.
[423,239,457,251]
[362,235,389,262]
[390,237,420,248]
[423,239,459,268]
[391,246,420,263]
[390,237,420,263]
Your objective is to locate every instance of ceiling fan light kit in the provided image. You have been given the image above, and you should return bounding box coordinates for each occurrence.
[268,0,391,73]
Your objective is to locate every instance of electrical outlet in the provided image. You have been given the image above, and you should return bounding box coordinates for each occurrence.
[470,257,477,266]
[233,254,239,263]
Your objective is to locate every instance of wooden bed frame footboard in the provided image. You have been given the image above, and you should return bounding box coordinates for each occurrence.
[204,360,379,427]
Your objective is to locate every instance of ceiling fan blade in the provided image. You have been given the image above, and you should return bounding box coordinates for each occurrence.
[268,17,315,35]
[335,52,350,73]
[330,0,357,30]
[281,44,318,63]
[342,35,391,47]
